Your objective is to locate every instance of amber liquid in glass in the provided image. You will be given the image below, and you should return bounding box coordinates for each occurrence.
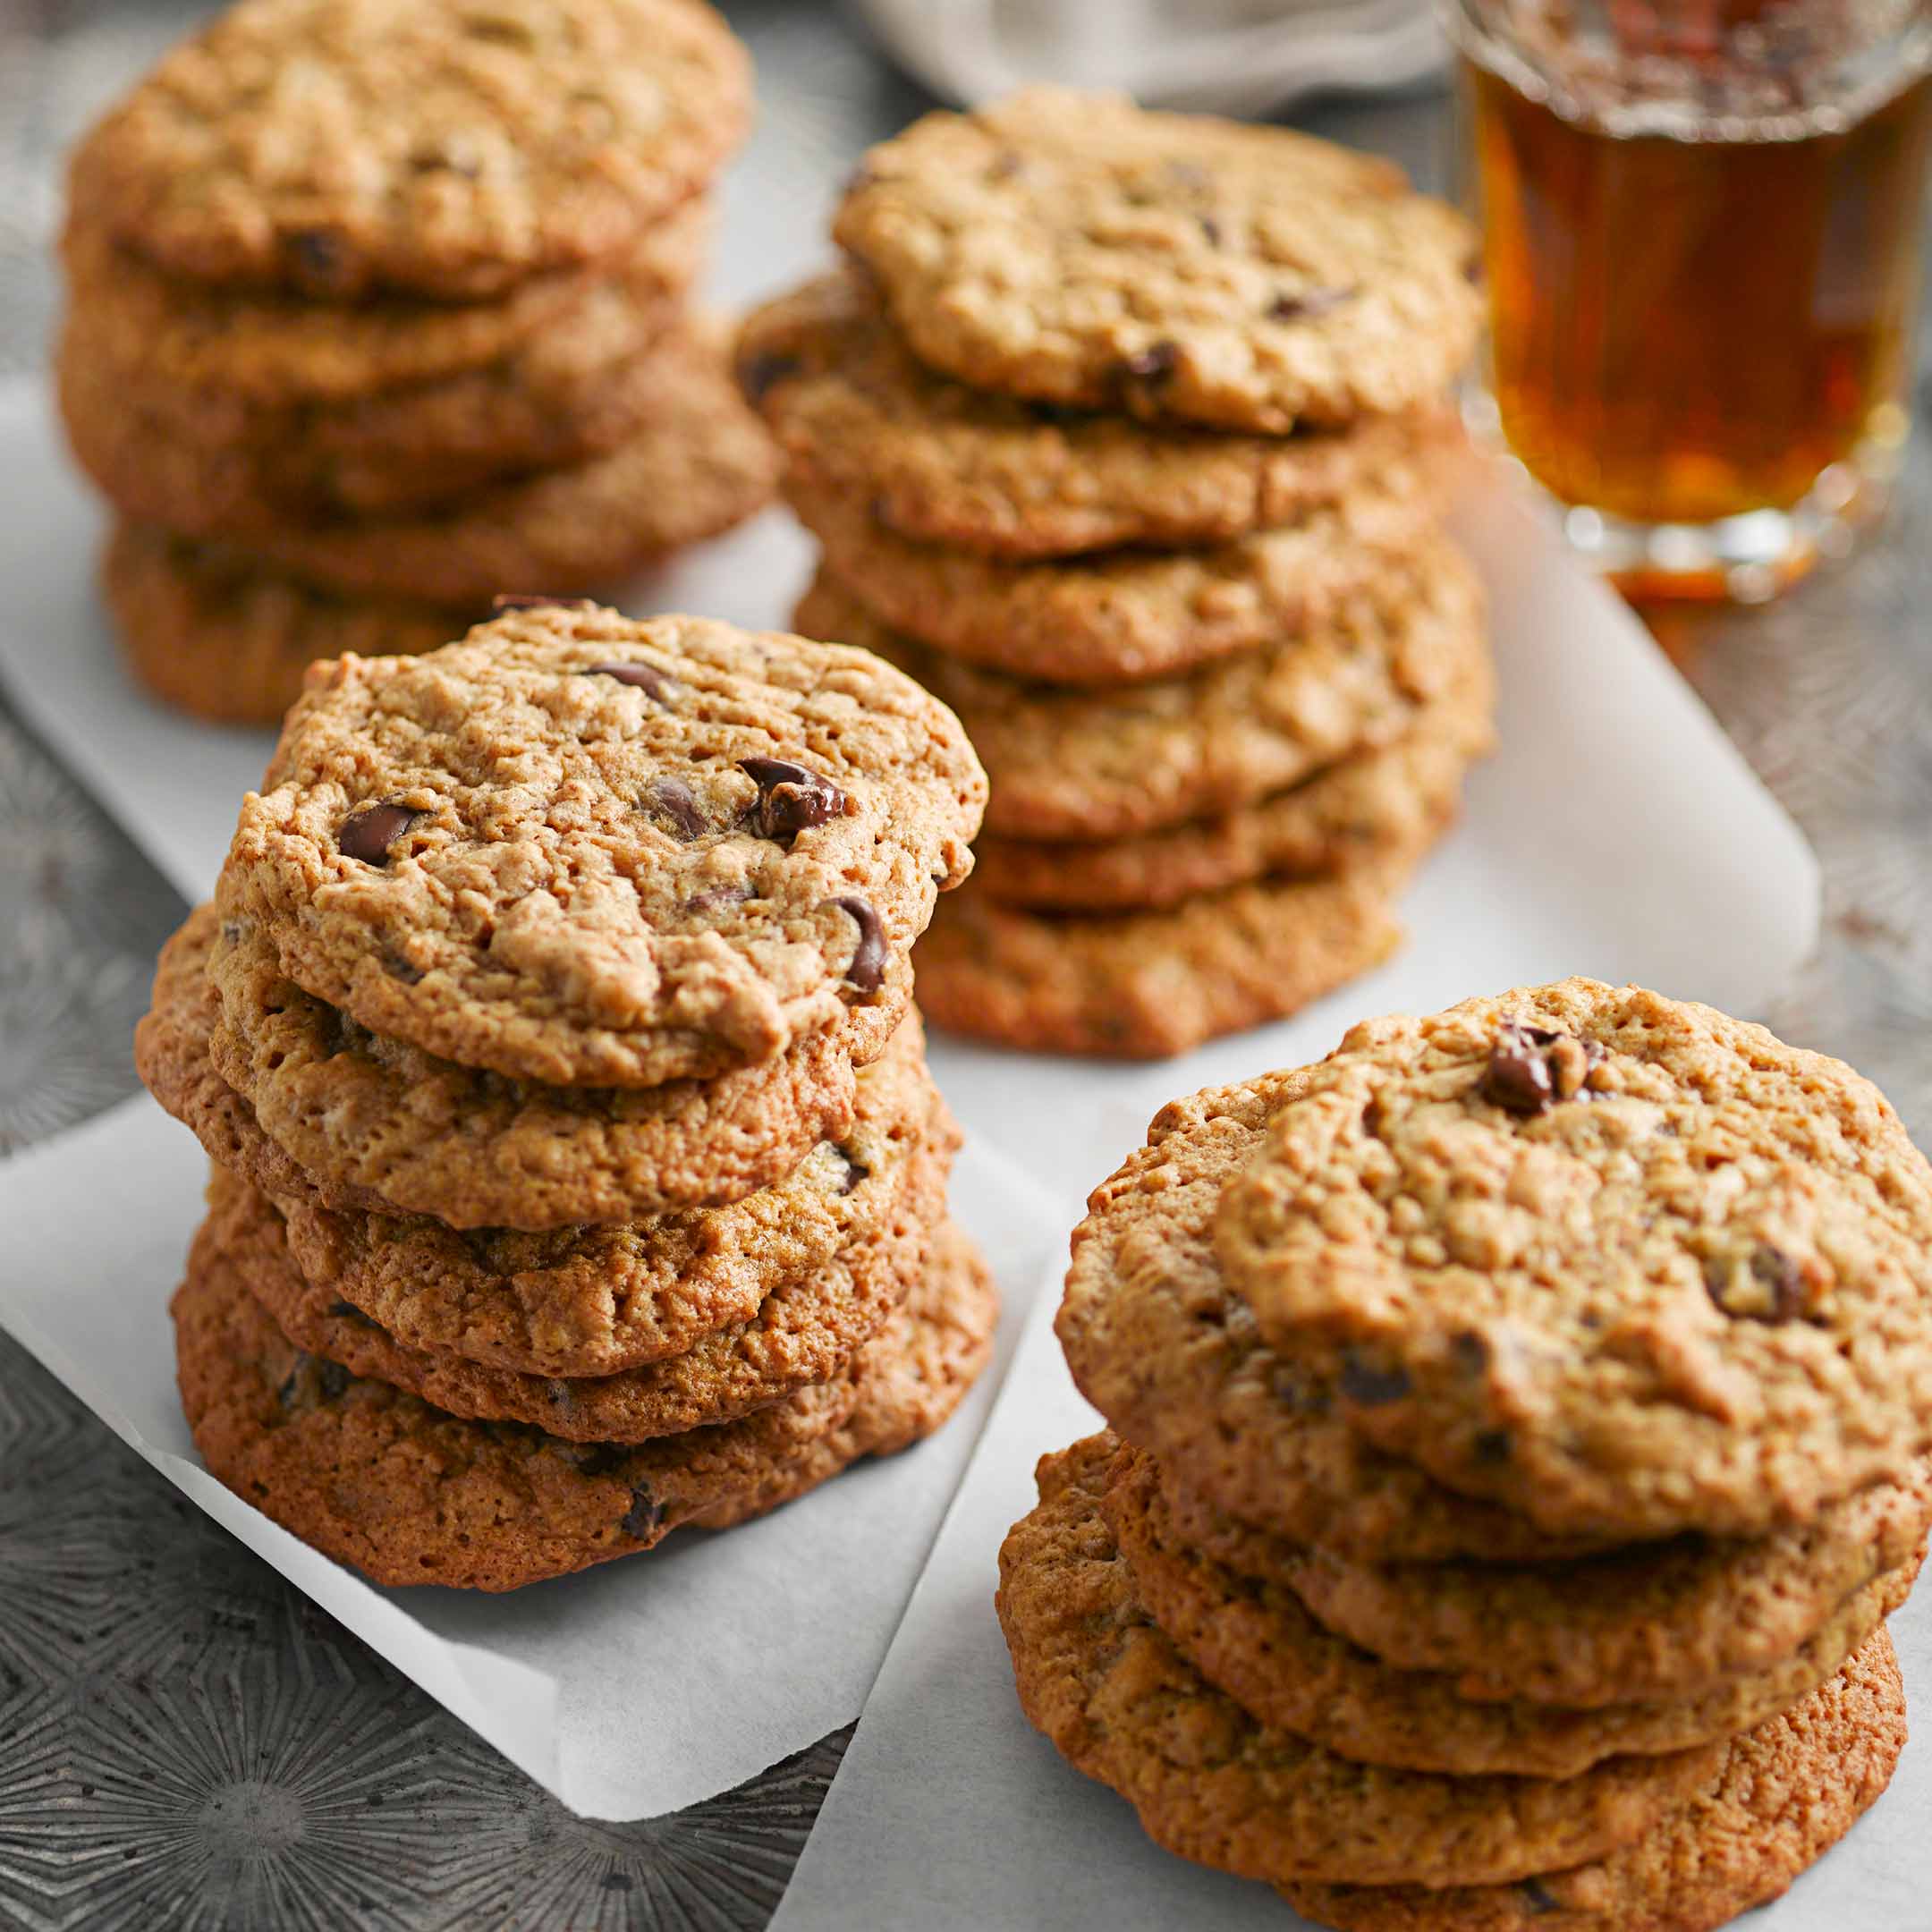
[1465,48,1932,535]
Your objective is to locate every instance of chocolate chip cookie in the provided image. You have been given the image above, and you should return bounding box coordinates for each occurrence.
[175,1201,996,1591]
[996,1435,1721,1891]
[68,0,750,299]
[1102,1437,1915,1781]
[104,522,469,728]
[787,469,1441,687]
[1282,1630,1906,1931]
[1055,1072,1616,1564]
[736,268,1444,558]
[216,603,986,1090]
[140,906,886,1229]
[1216,979,1932,1539]
[833,89,1481,433]
[914,847,1422,1060]
[792,540,1487,843]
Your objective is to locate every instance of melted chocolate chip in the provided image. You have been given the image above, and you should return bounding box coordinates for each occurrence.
[573,1443,629,1479]
[741,757,845,841]
[585,660,670,699]
[284,228,345,289]
[1473,1428,1513,1464]
[315,1359,352,1401]
[683,882,753,916]
[1517,1877,1563,1914]
[1705,1245,1808,1324]
[326,1300,377,1328]
[737,350,801,402]
[828,894,886,992]
[622,1485,664,1541]
[1479,1022,1605,1115]
[492,593,590,612]
[1267,286,1357,322]
[835,1146,869,1195]
[1338,1351,1411,1407]
[1121,341,1180,383]
[337,801,422,868]
[645,777,707,840]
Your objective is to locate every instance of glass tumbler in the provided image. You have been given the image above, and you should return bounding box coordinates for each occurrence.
[1446,0,1932,600]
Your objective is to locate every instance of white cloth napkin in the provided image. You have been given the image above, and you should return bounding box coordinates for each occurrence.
[852,0,1445,114]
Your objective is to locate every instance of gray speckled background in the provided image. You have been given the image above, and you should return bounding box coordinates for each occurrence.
[2,4,1929,1925]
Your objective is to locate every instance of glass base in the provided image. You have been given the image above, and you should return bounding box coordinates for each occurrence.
[1462,391,1906,606]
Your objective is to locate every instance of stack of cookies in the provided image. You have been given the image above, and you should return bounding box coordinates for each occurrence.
[1005,980,1932,1926]
[58,0,775,726]
[741,89,1493,1058]
[134,599,996,1591]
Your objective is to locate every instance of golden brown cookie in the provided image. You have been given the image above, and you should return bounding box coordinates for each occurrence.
[833,89,1480,432]
[787,469,1441,687]
[737,268,1444,558]
[792,541,1487,843]
[913,850,1423,1060]
[1216,979,1932,1540]
[175,1202,996,1590]
[68,0,750,298]
[1103,1438,1919,1778]
[1282,1630,1907,1931]
[996,1435,1721,1891]
[103,523,469,728]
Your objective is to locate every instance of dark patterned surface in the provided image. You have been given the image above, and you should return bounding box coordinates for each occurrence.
[3,4,1932,1926]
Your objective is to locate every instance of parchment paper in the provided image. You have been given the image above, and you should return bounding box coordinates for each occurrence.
[771,1279,1930,1930]
[0,1092,1063,1821]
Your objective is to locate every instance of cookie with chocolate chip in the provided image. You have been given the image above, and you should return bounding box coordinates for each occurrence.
[216,603,986,1092]
[793,543,1487,844]
[736,267,1445,558]
[833,89,1480,434]
[996,1435,1723,1893]
[1101,1436,1917,1780]
[104,523,469,728]
[67,0,749,300]
[787,469,1440,687]
[1216,979,1932,1540]
[1056,1071,1623,1563]
[1282,1627,1907,1932]
[174,1196,996,1591]
[914,843,1427,1060]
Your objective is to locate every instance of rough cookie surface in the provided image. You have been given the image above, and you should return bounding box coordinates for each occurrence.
[788,470,1440,687]
[269,1013,948,1377]
[140,907,882,1229]
[67,0,749,298]
[996,1436,1720,1891]
[245,329,777,604]
[1216,979,1932,1538]
[218,604,985,1088]
[1103,1439,1914,1782]
[793,540,1486,843]
[104,523,467,730]
[833,89,1480,432]
[914,850,1421,1060]
[175,1204,995,1590]
[1056,1073,1619,1563]
[1282,1631,1906,1932]
[737,269,1439,558]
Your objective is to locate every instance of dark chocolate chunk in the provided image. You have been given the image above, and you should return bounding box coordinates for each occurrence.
[585,660,670,699]
[828,894,886,992]
[1451,1329,1490,1373]
[1517,1877,1563,1914]
[1705,1244,1809,1323]
[1122,340,1180,383]
[645,777,707,841]
[683,882,753,916]
[326,1300,377,1329]
[1479,1022,1605,1115]
[1267,285,1357,322]
[1472,1428,1513,1464]
[1338,1351,1411,1407]
[337,801,422,868]
[315,1359,352,1401]
[573,1443,630,1479]
[741,757,845,840]
[736,349,802,402]
[621,1485,664,1541]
